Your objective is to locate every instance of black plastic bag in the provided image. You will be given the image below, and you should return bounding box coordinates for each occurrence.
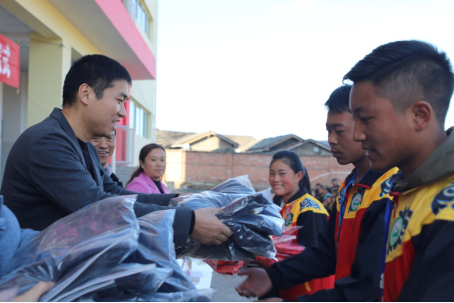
[170,175,256,210]
[171,176,284,261]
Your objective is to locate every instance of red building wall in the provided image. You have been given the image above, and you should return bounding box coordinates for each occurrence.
[165,150,353,190]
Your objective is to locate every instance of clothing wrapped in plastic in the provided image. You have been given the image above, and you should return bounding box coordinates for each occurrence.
[171,176,285,261]
[205,231,304,274]
[0,195,216,302]
[204,260,245,275]
[169,175,256,209]
[254,228,305,268]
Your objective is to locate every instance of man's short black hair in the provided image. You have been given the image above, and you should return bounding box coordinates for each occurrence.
[324,84,352,114]
[343,40,454,126]
[62,54,132,107]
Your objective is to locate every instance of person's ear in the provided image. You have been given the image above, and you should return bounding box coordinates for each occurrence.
[411,101,432,132]
[297,171,303,182]
[78,84,91,106]
[140,160,145,170]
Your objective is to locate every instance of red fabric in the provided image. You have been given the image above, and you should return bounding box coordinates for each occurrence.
[255,242,305,267]
[334,207,367,280]
[384,240,415,301]
[205,260,245,275]
[280,275,336,301]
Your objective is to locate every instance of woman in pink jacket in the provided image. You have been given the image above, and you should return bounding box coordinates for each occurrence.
[125,144,170,194]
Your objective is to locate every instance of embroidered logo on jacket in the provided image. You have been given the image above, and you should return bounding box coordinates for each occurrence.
[285,212,294,226]
[380,178,392,198]
[350,193,363,212]
[348,187,365,212]
[431,182,454,215]
[300,198,321,212]
[387,206,413,254]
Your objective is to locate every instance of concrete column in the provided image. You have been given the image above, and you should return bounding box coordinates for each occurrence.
[27,33,71,127]
[2,73,28,179]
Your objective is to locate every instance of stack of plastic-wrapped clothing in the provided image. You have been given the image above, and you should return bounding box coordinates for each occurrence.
[170,176,284,263]
[0,195,215,302]
[255,229,306,268]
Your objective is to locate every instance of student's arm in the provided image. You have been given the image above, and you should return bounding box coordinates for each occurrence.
[295,198,387,302]
[397,219,454,301]
[236,210,337,298]
[265,208,336,289]
[294,209,328,247]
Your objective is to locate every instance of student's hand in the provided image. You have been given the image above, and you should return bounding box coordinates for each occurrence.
[235,268,272,298]
[191,207,232,245]
[13,281,54,302]
[254,298,283,302]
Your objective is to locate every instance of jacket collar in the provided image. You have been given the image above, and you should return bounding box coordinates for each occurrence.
[286,187,309,205]
[50,107,86,168]
[139,172,160,190]
[50,108,79,144]
[393,127,454,192]
[343,167,388,189]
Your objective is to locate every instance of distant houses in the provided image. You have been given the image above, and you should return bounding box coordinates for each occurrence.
[157,130,332,156]
[156,130,353,191]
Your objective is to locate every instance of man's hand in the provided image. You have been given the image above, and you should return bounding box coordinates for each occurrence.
[13,281,54,302]
[235,267,273,298]
[190,207,232,245]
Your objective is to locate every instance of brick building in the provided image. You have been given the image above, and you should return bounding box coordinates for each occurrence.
[157,130,353,192]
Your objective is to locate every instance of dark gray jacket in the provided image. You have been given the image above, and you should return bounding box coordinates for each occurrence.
[1,108,192,247]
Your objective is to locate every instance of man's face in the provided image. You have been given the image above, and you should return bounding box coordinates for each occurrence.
[326,110,365,166]
[350,81,415,172]
[87,80,128,138]
[90,132,115,168]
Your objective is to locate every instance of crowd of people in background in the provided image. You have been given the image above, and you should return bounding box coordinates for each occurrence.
[314,179,339,214]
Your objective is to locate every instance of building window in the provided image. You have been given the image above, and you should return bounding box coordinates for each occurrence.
[123,0,150,35]
[129,101,149,138]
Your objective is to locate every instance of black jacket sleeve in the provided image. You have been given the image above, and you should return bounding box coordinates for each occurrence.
[398,220,454,301]
[266,207,337,289]
[296,198,387,301]
[295,210,328,247]
[28,132,192,247]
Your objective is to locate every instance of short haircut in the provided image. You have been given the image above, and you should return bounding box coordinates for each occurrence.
[343,40,454,126]
[62,54,132,107]
[324,84,352,114]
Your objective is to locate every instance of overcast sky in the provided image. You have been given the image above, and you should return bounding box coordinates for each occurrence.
[156,0,454,141]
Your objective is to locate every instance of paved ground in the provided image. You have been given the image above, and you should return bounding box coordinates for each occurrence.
[211,271,256,302]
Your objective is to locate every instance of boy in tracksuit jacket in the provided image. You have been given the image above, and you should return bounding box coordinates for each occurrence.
[235,85,397,301]
[346,40,454,301]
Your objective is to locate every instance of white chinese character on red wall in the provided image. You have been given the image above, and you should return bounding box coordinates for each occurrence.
[1,43,11,78]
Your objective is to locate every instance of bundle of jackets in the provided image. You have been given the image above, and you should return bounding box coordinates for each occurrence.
[0,195,215,302]
[172,176,284,261]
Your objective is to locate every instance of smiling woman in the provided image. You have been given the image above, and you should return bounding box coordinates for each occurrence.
[125,144,169,194]
[267,150,334,301]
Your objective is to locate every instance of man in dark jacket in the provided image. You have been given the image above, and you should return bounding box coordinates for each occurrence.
[1,54,231,248]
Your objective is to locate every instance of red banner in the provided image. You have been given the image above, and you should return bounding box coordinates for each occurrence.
[0,34,20,88]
